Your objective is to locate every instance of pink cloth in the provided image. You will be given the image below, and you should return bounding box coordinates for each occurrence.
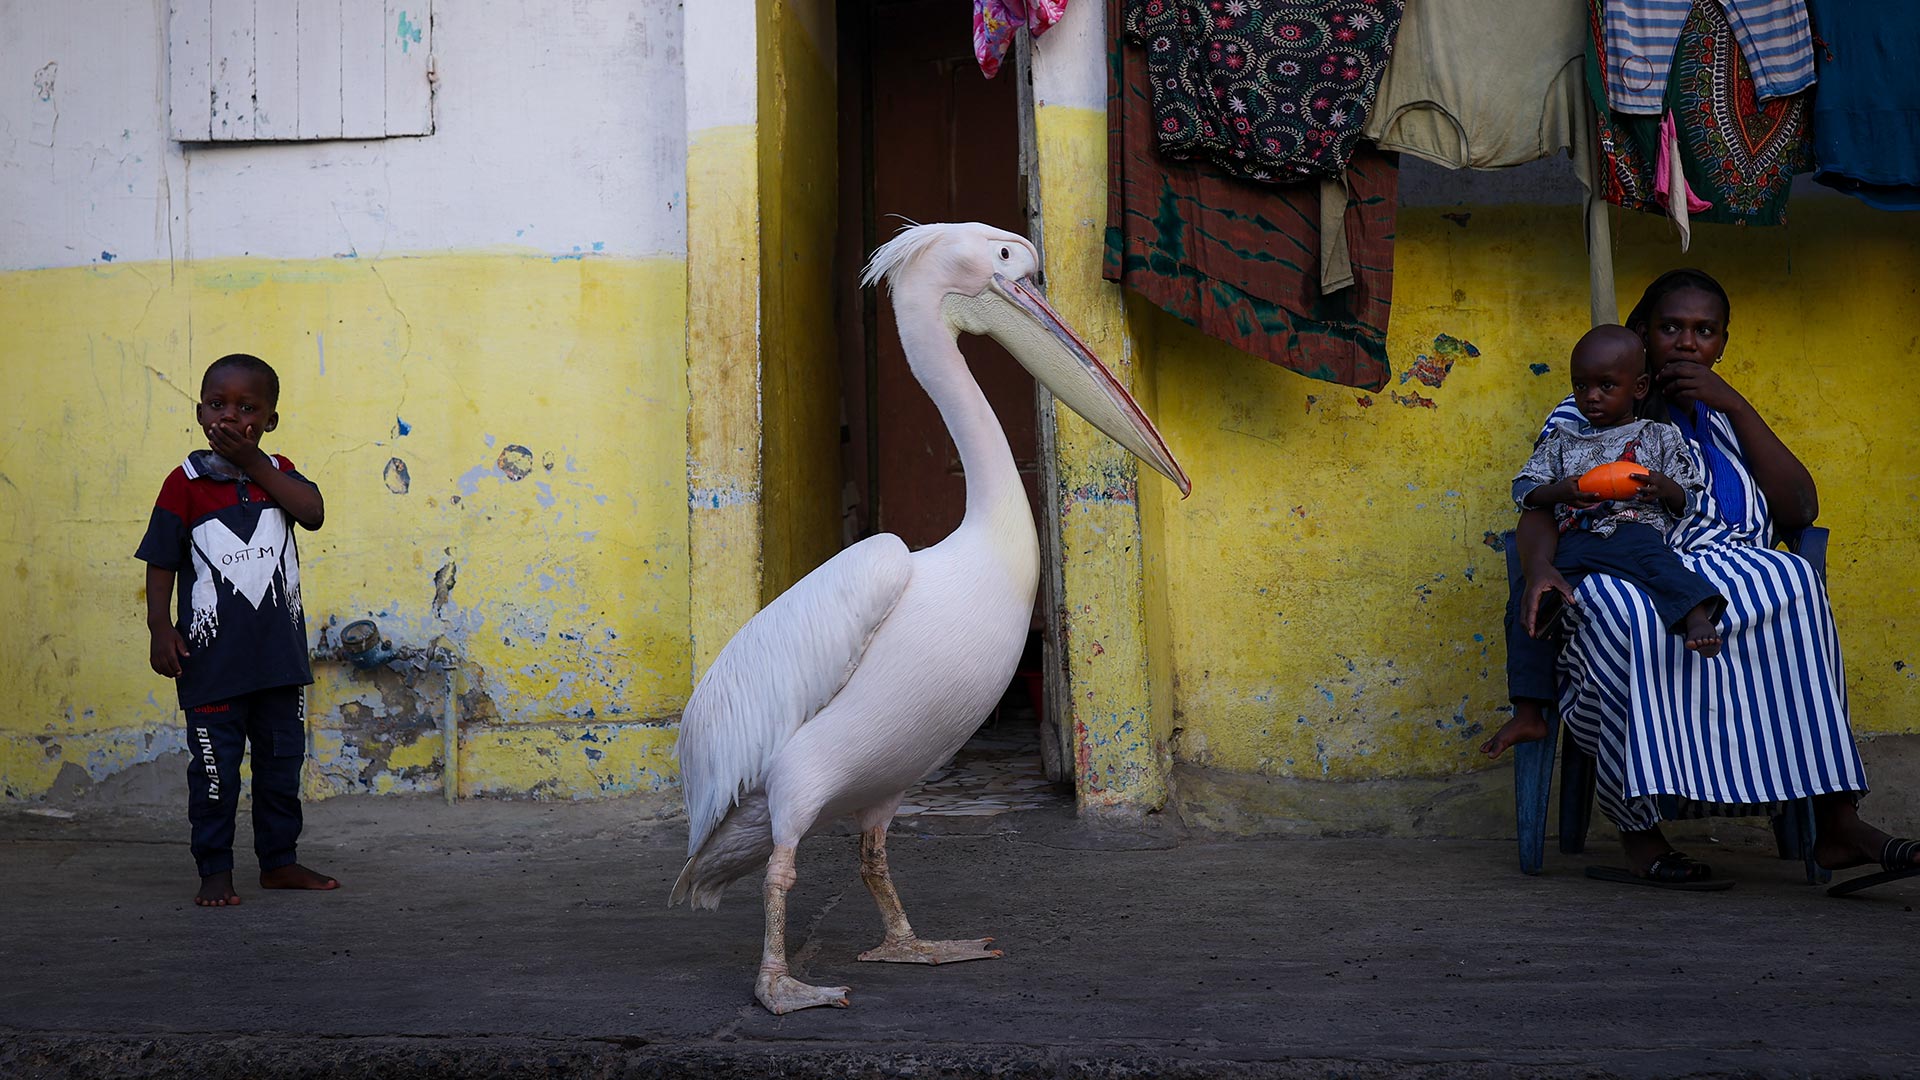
[1655,110,1712,214]
[974,0,1069,79]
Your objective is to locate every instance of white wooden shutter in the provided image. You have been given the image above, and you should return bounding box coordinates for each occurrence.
[168,0,433,142]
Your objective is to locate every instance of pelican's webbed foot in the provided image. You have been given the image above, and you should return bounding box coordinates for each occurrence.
[755,968,851,1014]
[858,936,1003,964]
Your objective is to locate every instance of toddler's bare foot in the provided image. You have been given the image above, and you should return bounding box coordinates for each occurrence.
[195,870,241,907]
[1684,608,1722,658]
[1480,711,1548,760]
[259,864,339,891]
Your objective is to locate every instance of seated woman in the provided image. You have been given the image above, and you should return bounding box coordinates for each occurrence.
[1485,269,1918,893]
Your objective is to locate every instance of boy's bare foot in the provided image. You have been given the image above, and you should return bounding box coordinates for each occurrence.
[260,864,339,891]
[195,870,241,907]
[1481,706,1549,760]
[1684,606,1722,658]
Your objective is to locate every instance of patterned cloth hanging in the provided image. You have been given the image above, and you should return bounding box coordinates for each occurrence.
[1123,0,1407,181]
[1586,0,1811,229]
[1601,0,1814,116]
[1106,0,1399,391]
[974,0,1070,79]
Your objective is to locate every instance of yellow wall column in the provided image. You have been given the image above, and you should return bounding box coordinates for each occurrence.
[757,0,842,601]
[1032,84,1175,815]
[684,1,770,679]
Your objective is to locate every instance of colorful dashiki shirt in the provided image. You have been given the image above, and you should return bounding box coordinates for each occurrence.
[1586,0,1811,228]
[1602,0,1813,116]
[1106,0,1398,391]
[1123,0,1407,181]
[974,0,1070,79]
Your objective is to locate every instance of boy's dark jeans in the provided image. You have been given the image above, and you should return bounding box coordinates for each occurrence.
[185,685,306,878]
[1506,522,1725,703]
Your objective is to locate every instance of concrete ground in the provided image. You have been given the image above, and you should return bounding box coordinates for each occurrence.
[1,795,1916,1080]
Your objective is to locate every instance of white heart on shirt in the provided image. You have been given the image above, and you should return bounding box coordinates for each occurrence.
[191,511,291,610]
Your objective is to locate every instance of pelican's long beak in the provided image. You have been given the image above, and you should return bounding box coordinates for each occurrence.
[944,274,1190,496]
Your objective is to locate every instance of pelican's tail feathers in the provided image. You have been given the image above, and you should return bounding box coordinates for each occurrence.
[666,791,776,912]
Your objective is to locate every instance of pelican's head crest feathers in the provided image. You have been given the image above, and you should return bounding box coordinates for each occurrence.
[859,221,1037,297]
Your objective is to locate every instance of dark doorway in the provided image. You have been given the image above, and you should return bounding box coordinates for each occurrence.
[834,1,1064,807]
[834,0,1040,555]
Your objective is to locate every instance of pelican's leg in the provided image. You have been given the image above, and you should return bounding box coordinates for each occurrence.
[856,826,1004,964]
[754,845,851,1014]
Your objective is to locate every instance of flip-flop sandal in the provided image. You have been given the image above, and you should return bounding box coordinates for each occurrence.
[1827,837,1920,898]
[1586,851,1733,891]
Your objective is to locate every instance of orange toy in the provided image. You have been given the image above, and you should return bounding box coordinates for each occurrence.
[1578,460,1650,500]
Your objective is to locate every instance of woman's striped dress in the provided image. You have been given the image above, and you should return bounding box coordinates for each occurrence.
[1543,397,1868,830]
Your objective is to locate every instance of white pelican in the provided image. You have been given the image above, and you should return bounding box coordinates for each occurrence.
[669,222,1188,1015]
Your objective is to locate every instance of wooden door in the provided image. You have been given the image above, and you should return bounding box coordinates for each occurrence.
[835,0,1039,558]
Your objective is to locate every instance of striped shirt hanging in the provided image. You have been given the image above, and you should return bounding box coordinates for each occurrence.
[1604,0,1815,116]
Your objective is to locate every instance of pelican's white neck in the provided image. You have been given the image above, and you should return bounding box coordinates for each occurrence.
[892,290,1030,535]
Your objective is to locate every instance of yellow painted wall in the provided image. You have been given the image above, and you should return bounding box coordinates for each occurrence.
[0,254,691,800]
[1139,198,1920,783]
[1033,105,1174,811]
[685,119,770,681]
[757,0,844,600]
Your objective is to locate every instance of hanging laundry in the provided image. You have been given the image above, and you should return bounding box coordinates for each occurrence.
[1587,0,1811,229]
[1601,0,1814,116]
[1123,0,1407,182]
[1362,0,1618,324]
[1363,0,1587,171]
[1806,1,1920,210]
[1106,0,1398,392]
[974,0,1070,79]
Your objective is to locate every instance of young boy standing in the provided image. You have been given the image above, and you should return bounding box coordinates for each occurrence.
[136,353,338,906]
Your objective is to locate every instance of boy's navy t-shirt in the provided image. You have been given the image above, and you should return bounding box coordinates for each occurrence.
[136,452,316,709]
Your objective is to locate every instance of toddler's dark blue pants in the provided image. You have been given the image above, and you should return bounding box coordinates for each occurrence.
[184,685,306,878]
[1507,522,1725,703]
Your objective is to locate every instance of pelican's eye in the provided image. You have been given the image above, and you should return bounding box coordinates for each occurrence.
[999,246,1010,261]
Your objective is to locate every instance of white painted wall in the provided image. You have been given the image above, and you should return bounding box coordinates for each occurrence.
[681,0,755,133]
[0,0,688,270]
[1031,0,1106,112]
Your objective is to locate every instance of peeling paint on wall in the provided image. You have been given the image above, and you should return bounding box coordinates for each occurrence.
[496,444,534,481]
[1,254,692,801]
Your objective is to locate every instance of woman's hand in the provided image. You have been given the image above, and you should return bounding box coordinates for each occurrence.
[1658,358,1819,530]
[1655,360,1748,415]
[1521,568,1577,638]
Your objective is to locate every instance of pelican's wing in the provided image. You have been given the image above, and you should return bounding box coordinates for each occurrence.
[676,532,912,857]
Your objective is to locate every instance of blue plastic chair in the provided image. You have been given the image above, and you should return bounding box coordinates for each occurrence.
[1503,526,1831,884]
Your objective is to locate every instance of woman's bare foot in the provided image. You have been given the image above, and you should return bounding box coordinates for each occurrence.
[259,864,339,891]
[195,870,241,907]
[1683,605,1722,658]
[1812,801,1919,873]
[1481,701,1549,759]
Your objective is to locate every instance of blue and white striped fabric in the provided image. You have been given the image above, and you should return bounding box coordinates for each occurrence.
[1722,0,1817,102]
[1604,0,1816,116]
[1542,396,1867,830]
